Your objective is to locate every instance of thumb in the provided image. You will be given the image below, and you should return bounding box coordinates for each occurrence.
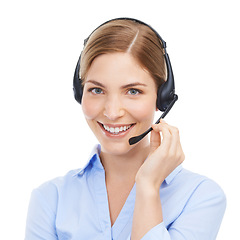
[150,125,161,154]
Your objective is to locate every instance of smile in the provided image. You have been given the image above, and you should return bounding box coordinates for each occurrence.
[97,122,135,136]
[103,124,132,134]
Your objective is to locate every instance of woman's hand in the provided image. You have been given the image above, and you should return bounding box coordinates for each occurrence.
[135,119,185,190]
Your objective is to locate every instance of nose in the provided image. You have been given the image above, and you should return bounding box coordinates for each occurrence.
[103,95,125,121]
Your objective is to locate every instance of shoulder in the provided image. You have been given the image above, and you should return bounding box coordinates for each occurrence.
[163,166,226,203]
[178,168,225,192]
[32,168,82,205]
[160,168,226,238]
[37,168,82,191]
[26,169,85,238]
[175,168,226,209]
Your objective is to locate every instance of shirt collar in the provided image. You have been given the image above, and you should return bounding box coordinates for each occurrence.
[164,164,183,184]
[74,144,183,183]
[74,144,103,176]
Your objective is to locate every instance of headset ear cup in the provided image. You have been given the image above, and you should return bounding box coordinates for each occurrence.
[156,52,176,112]
[73,56,83,104]
[73,79,83,104]
[156,83,166,111]
[78,81,83,104]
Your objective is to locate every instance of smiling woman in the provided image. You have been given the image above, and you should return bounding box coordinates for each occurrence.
[25,18,226,240]
[81,52,157,157]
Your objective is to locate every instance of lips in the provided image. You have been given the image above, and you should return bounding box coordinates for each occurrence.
[97,122,135,137]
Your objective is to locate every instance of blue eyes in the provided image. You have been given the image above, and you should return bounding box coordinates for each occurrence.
[127,89,140,95]
[90,88,103,94]
[88,88,142,95]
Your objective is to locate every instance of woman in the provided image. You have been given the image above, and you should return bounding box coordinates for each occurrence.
[25,18,226,240]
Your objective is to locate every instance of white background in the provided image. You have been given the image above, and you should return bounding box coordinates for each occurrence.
[0,0,239,239]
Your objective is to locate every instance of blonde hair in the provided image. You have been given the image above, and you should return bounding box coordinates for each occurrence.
[80,19,166,88]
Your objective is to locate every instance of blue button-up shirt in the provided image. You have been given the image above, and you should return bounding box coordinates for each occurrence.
[25,144,226,240]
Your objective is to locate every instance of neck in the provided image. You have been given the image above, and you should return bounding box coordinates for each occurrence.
[100,142,150,183]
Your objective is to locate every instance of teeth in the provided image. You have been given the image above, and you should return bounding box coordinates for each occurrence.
[102,124,132,134]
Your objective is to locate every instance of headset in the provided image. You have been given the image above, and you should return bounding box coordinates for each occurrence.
[73,17,178,145]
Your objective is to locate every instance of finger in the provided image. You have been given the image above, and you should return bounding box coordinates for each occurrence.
[153,121,185,165]
[150,126,161,154]
[168,126,180,157]
[152,123,172,153]
[159,120,178,138]
[160,118,166,124]
[158,124,172,151]
[163,124,184,164]
[160,122,180,154]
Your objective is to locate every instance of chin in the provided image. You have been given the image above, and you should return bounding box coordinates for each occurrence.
[98,138,130,155]
[99,135,149,157]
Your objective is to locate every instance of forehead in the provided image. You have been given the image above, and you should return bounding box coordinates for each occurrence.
[85,52,156,87]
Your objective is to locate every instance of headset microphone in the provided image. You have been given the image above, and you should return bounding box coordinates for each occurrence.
[73,18,178,145]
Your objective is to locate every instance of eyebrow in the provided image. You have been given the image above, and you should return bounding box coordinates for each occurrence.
[85,80,147,88]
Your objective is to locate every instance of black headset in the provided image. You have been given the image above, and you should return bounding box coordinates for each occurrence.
[73,17,178,145]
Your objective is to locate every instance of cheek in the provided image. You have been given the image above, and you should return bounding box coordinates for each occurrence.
[126,97,156,122]
[81,95,102,120]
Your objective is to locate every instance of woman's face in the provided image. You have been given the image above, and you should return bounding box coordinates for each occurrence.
[81,52,158,156]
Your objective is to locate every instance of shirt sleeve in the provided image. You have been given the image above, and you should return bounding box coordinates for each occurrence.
[140,179,226,240]
[25,183,58,240]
